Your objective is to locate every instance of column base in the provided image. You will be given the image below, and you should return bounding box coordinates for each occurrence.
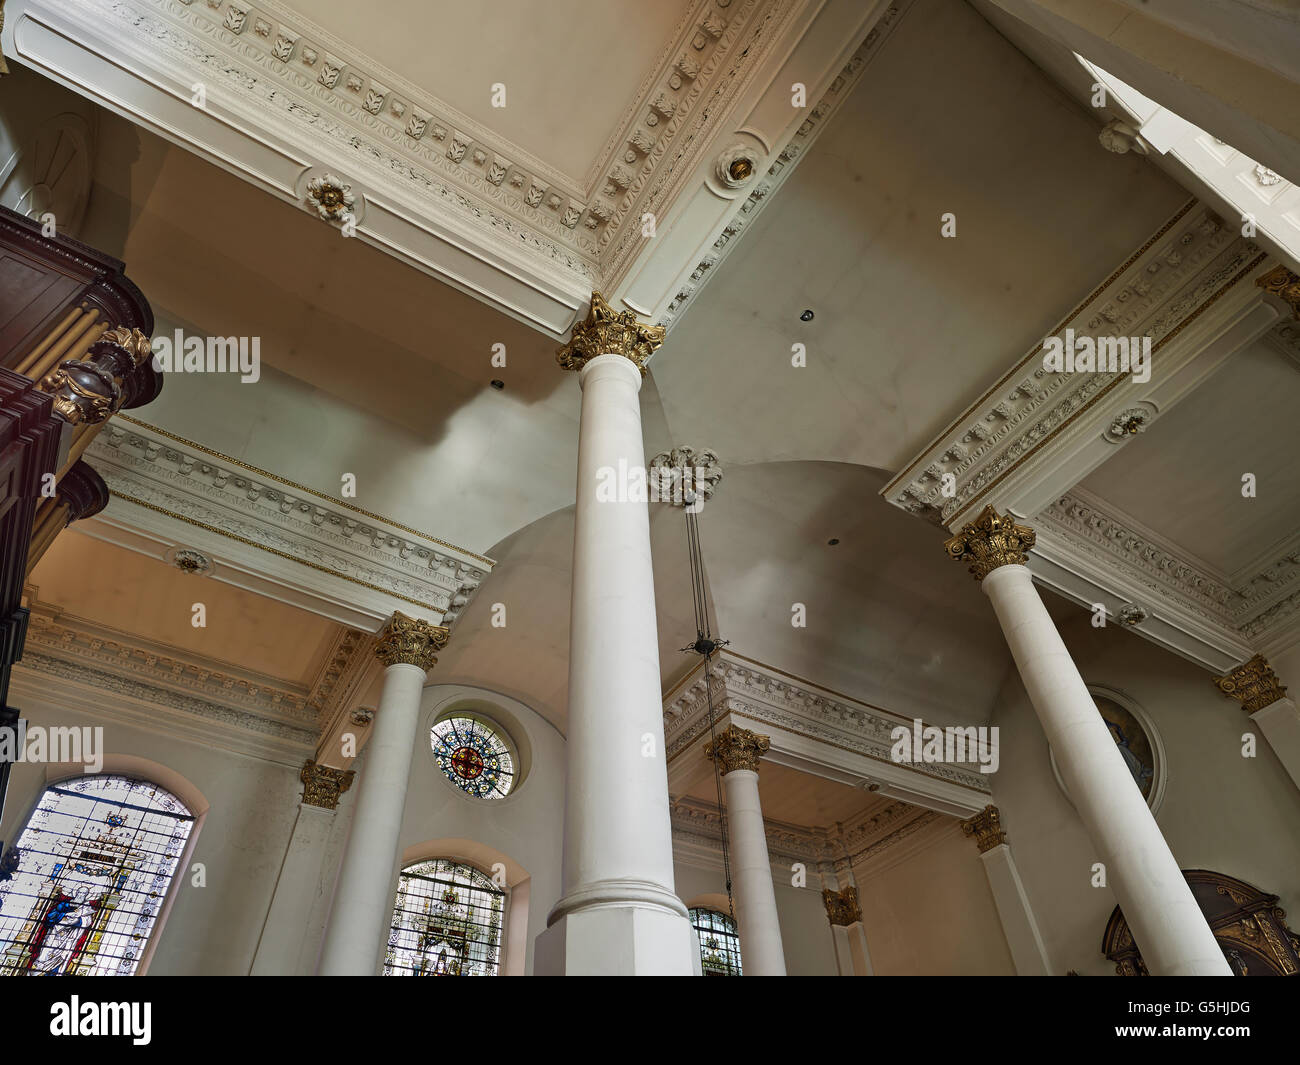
[534,904,702,976]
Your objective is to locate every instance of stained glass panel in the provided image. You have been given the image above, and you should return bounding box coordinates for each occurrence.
[384,859,504,976]
[690,907,742,976]
[430,716,515,799]
[0,775,194,976]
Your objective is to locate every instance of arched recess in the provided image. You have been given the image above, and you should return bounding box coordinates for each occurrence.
[1103,870,1300,976]
[399,837,531,977]
[4,756,208,975]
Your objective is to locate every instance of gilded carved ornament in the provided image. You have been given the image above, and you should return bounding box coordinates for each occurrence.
[1256,264,1300,320]
[944,505,1036,581]
[375,612,449,670]
[704,724,770,775]
[822,885,862,927]
[959,804,1007,853]
[300,759,355,810]
[556,291,665,375]
[1214,654,1288,713]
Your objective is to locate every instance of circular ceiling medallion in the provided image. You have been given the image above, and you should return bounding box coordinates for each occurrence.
[164,546,213,576]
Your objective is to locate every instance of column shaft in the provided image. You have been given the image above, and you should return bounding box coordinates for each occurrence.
[723,769,786,975]
[537,332,696,974]
[981,563,1229,975]
[317,660,425,975]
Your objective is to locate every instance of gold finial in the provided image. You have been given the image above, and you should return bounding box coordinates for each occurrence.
[556,291,666,375]
[704,724,771,775]
[1256,264,1300,320]
[944,505,1036,581]
[100,326,155,366]
[300,759,355,809]
[960,805,1007,853]
[822,885,862,927]
[375,612,449,670]
[1214,654,1288,713]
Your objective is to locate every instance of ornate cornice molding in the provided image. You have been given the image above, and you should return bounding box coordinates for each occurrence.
[11,645,318,766]
[556,292,665,374]
[1036,488,1300,647]
[670,793,941,874]
[22,595,317,732]
[94,0,600,265]
[959,804,1006,853]
[300,758,354,809]
[1214,654,1289,713]
[375,611,448,670]
[881,203,1266,526]
[822,885,861,926]
[664,652,993,797]
[85,419,490,623]
[660,0,912,327]
[670,795,829,865]
[705,723,770,774]
[944,505,1036,581]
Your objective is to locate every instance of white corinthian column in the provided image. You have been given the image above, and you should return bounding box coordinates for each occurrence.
[946,506,1230,976]
[707,724,787,975]
[535,293,699,976]
[317,613,447,976]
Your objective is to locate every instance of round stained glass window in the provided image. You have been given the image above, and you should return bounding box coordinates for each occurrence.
[431,716,515,799]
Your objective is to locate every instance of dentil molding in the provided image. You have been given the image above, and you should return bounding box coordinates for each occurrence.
[7,0,896,337]
[664,651,994,815]
[882,201,1273,529]
[12,595,330,764]
[669,793,943,878]
[80,417,492,630]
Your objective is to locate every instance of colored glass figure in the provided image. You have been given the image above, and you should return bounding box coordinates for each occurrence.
[430,717,515,799]
[0,776,194,976]
[384,859,505,976]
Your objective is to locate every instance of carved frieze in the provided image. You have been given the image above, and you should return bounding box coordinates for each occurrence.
[86,418,491,623]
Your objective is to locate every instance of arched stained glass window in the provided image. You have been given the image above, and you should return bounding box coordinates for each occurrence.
[690,907,742,976]
[0,775,194,976]
[384,859,505,976]
[430,716,515,799]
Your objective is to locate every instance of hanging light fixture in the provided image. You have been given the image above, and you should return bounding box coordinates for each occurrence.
[678,482,736,923]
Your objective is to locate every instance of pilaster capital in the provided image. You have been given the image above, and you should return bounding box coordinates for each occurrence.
[705,724,770,774]
[300,758,355,809]
[1256,263,1300,319]
[375,611,449,670]
[959,804,1007,853]
[1214,654,1288,713]
[556,291,665,376]
[822,885,861,927]
[944,505,1036,581]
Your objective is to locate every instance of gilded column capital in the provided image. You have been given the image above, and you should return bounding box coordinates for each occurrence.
[556,291,665,375]
[960,804,1007,853]
[705,724,770,774]
[300,759,355,810]
[375,612,449,670]
[1214,654,1288,713]
[1256,264,1300,319]
[944,505,1036,581]
[822,885,862,927]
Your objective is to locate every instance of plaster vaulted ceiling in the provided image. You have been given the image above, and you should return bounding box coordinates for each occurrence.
[265,0,693,184]
[651,0,1188,475]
